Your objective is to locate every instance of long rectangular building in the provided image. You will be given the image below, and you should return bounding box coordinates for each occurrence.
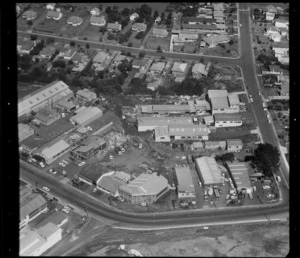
[41,139,72,164]
[118,174,170,204]
[174,166,195,199]
[195,156,222,186]
[18,81,73,118]
[226,162,252,193]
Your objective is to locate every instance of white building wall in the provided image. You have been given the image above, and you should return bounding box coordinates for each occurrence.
[215,121,242,127]
[212,107,239,115]
[35,228,62,256]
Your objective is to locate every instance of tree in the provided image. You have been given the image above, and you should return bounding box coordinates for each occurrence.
[122,7,130,17]
[127,43,133,47]
[139,4,152,19]
[138,51,146,58]
[70,41,75,47]
[27,20,33,26]
[107,33,115,40]
[86,43,90,49]
[135,31,144,40]
[46,37,55,44]
[53,60,66,69]
[153,10,159,19]
[157,45,162,53]
[253,143,280,177]
[161,11,165,22]
[99,26,106,33]
[30,34,37,41]
[167,11,172,20]
[105,6,112,14]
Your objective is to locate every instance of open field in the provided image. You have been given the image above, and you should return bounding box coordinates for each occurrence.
[69,221,289,257]
[33,16,66,34]
[145,35,171,52]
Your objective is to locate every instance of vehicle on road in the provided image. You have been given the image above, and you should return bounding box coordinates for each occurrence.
[93,188,97,193]
[276,175,281,182]
[62,160,68,165]
[62,208,69,214]
[249,94,253,103]
[39,162,45,168]
[262,102,267,111]
[141,202,147,207]
[64,206,71,211]
[42,186,50,192]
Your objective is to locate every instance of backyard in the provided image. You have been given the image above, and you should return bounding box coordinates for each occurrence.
[145,35,171,52]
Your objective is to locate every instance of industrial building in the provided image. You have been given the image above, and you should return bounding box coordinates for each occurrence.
[19,222,62,256]
[208,90,240,115]
[35,211,68,229]
[18,81,73,119]
[226,162,252,193]
[195,156,223,186]
[174,166,196,200]
[137,116,193,132]
[76,88,97,103]
[35,108,61,126]
[204,140,226,150]
[226,139,243,152]
[96,171,130,197]
[55,99,77,113]
[71,135,106,160]
[40,139,72,164]
[118,174,170,204]
[214,113,242,127]
[20,186,48,229]
[70,107,103,126]
[18,124,34,142]
[79,167,103,186]
[138,104,196,115]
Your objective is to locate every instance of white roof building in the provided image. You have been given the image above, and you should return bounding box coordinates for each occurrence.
[90,7,100,16]
[174,166,195,198]
[41,140,70,162]
[227,162,252,193]
[172,62,188,74]
[208,89,228,99]
[93,51,109,63]
[195,156,222,186]
[70,106,103,126]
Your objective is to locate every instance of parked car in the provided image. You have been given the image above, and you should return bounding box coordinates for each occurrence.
[133,143,139,147]
[141,202,147,207]
[253,186,256,192]
[64,206,71,211]
[276,175,281,182]
[42,186,50,192]
[39,162,45,168]
[248,192,253,199]
[249,94,253,103]
[262,102,267,111]
[139,143,143,149]
[115,147,122,155]
[266,193,275,199]
[62,160,68,165]
[109,154,114,160]
[93,188,97,193]
[262,185,271,190]
[120,146,125,153]
[49,168,54,173]
[78,161,86,167]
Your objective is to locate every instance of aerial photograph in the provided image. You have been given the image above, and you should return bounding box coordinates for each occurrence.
[18,2,289,256]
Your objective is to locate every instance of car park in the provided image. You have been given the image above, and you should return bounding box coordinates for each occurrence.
[42,186,50,192]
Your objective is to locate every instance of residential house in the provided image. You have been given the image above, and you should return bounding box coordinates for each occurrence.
[132,23,147,32]
[46,3,56,10]
[150,62,166,74]
[213,3,225,11]
[178,32,199,42]
[192,141,204,149]
[39,46,56,59]
[265,5,277,14]
[152,28,168,37]
[192,62,212,78]
[18,40,35,54]
[228,94,240,108]
[147,79,162,91]
[278,27,288,37]
[268,65,282,75]
[274,18,289,29]
[214,113,242,127]
[93,51,109,65]
[62,48,76,60]
[203,34,230,48]
[132,58,148,70]
[130,12,139,21]
[204,140,226,150]
[273,47,289,64]
[171,62,188,77]
[67,16,83,26]
[226,139,243,152]
[90,7,100,16]
[76,88,97,103]
[204,115,214,126]
[214,10,224,19]
[46,10,62,20]
[90,16,106,26]
[22,10,37,20]
[264,25,279,35]
[107,22,121,32]
[266,12,275,21]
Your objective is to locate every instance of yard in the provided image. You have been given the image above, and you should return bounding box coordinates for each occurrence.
[145,35,171,52]
[17,6,46,31]
[78,24,101,42]
[33,16,66,34]
[203,36,239,58]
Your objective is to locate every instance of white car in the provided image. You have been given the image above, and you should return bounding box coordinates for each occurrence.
[62,160,68,165]
[93,188,97,193]
[62,209,69,214]
[78,161,86,167]
[39,162,45,168]
[253,186,257,192]
[64,206,71,211]
[276,176,281,182]
[263,185,271,190]
[42,187,50,192]
[249,94,253,103]
[141,202,147,207]
[109,154,114,160]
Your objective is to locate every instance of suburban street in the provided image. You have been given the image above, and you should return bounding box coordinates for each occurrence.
[19,3,289,230]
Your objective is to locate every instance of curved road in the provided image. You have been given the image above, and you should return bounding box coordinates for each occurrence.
[19,3,289,228]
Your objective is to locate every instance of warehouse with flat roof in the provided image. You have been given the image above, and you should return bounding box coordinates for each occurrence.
[118,174,170,204]
[174,166,195,199]
[70,106,103,126]
[195,156,222,186]
[226,162,252,193]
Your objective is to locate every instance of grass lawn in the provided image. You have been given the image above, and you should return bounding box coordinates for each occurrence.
[183,42,198,54]
[34,16,66,34]
[145,35,171,51]
[78,24,101,41]
[203,38,239,57]
[18,7,46,31]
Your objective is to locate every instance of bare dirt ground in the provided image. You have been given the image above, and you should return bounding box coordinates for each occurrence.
[67,221,289,257]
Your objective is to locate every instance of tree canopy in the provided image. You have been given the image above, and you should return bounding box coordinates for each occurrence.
[170,77,204,96]
[253,143,280,177]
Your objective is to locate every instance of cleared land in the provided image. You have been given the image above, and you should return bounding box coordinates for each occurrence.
[145,36,171,52]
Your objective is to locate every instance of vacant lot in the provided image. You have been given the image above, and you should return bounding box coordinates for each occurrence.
[33,16,66,34]
[78,24,101,42]
[69,221,289,257]
[204,38,239,58]
[145,35,171,51]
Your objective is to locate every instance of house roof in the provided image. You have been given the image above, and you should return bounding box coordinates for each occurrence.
[35,211,67,228]
[19,123,34,137]
[168,124,210,137]
[93,51,109,63]
[77,88,97,99]
[107,22,121,30]
[39,46,56,56]
[172,62,187,73]
[152,105,191,112]
[47,10,62,18]
[193,141,203,148]
[63,48,76,58]
[155,126,169,137]
[152,28,168,37]
[41,139,70,160]
[138,116,193,127]
[150,62,166,72]
[227,162,252,189]
[147,80,161,90]
[90,7,100,13]
[213,3,225,11]
[269,65,281,73]
[119,174,169,196]
[174,166,195,193]
[194,100,211,110]
[211,96,229,109]
[81,135,106,150]
[274,18,289,24]
[132,23,147,31]
[20,194,47,220]
[214,10,224,17]
[181,17,216,23]
[205,140,226,147]
[203,34,230,45]
[227,139,243,146]
[228,94,240,106]
[179,33,199,40]
[67,16,83,24]
[130,12,139,18]
[195,156,222,185]
[265,5,278,13]
[19,40,35,50]
[192,63,206,75]
[90,16,105,24]
[214,113,242,122]
[204,115,214,122]
[132,58,148,67]
[182,23,217,30]
[22,10,37,18]
[208,89,228,99]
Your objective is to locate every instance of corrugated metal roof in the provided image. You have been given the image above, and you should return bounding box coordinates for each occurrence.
[152,105,191,112]
[195,156,222,185]
[208,89,228,99]
[20,194,47,220]
[138,116,193,127]
[211,96,229,109]
[169,124,210,136]
[175,166,195,193]
[18,81,70,117]
[119,174,169,196]
[70,107,102,125]
[214,113,242,122]
[227,139,243,146]
[227,162,252,189]
[41,140,70,160]
[228,94,240,106]
[155,126,169,137]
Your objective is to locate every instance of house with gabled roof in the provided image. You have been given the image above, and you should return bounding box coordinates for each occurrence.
[107,22,121,32]
[132,22,147,32]
[90,16,106,26]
